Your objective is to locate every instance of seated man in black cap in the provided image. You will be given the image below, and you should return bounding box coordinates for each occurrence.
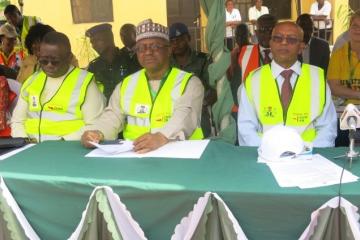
[169,22,216,137]
[86,23,139,101]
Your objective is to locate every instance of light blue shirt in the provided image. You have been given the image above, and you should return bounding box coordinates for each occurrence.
[237,60,337,147]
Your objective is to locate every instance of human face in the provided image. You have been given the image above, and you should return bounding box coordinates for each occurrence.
[226,1,234,12]
[349,17,360,43]
[120,29,136,49]
[256,20,275,48]
[136,38,171,74]
[5,12,21,27]
[255,0,262,8]
[38,43,71,78]
[89,32,112,55]
[170,34,190,55]
[1,36,16,55]
[270,23,304,68]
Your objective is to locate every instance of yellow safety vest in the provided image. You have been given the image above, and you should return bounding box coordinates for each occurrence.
[120,67,203,140]
[245,64,325,142]
[20,16,39,51]
[21,67,93,141]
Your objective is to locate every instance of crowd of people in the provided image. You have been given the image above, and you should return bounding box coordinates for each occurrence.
[0,1,359,153]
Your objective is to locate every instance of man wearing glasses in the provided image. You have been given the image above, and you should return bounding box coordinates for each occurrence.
[11,31,105,142]
[81,19,204,153]
[237,21,337,147]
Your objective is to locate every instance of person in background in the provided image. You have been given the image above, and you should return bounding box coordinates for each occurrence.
[169,22,216,137]
[0,76,17,137]
[87,23,136,101]
[248,0,269,26]
[16,23,55,83]
[119,23,141,72]
[11,31,105,142]
[238,21,337,147]
[237,14,277,84]
[0,23,24,73]
[296,13,330,75]
[310,0,332,41]
[4,4,40,51]
[81,19,204,153]
[225,0,241,51]
[227,23,250,109]
[327,10,360,106]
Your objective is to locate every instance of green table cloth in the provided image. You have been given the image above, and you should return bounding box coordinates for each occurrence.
[0,140,359,239]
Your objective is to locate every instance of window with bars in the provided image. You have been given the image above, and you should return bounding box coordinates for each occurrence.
[70,0,114,24]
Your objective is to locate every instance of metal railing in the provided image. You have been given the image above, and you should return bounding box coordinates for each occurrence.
[185,18,334,52]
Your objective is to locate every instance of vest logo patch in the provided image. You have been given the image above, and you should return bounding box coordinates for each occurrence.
[135,104,150,114]
[154,114,171,123]
[46,105,64,111]
[291,113,309,123]
[31,95,39,108]
[263,106,278,118]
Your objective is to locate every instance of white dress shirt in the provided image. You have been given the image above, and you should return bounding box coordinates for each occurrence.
[226,8,241,38]
[310,0,332,29]
[237,60,337,147]
[248,6,269,21]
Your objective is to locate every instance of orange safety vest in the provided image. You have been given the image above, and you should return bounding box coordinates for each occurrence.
[0,76,16,137]
[232,44,264,113]
[0,50,25,70]
[238,44,261,83]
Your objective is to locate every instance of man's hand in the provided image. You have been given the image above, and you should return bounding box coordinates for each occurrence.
[81,130,104,148]
[133,132,169,154]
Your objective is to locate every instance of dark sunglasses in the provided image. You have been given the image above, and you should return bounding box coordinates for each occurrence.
[38,59,61,66]
[271,35,301,45]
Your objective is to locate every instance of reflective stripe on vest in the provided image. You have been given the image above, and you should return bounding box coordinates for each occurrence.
[245,64,325,142]
[20,16,38,50]
[22,68,93,140]
[238,44,260,82]
[120,68,203,140]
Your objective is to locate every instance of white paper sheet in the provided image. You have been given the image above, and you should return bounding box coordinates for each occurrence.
[266,154,359,189]
[88,140,134,154]
[0,144,36,161]
[85,140,210,159]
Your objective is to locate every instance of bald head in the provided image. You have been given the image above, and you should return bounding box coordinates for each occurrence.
[272,21,304,42]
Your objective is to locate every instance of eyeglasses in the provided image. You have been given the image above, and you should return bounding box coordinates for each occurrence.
[271,35,301,45]
[135,44,169,53]
[38,59,61,66]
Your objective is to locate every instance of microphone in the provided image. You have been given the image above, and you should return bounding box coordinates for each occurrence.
[340,104,360,130]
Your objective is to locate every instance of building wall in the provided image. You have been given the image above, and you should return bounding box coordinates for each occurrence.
[11,0,167,67]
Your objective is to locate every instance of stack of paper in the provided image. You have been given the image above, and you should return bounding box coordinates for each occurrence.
[86,140,210,159]
[265,154,359,189]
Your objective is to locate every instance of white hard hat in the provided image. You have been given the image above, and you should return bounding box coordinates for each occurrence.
[258,125,304,162]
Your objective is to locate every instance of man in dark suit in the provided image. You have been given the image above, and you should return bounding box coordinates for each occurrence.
[296,13,330,75]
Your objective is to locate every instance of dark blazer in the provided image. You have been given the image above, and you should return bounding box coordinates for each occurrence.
[308,37,330,75]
